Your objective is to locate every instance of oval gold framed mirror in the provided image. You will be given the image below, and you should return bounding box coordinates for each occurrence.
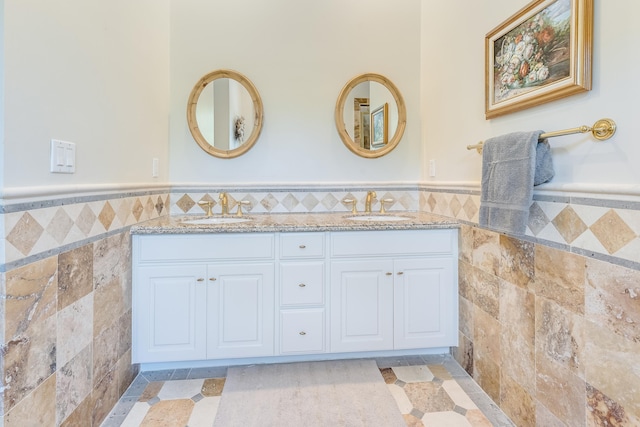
[187,69,263,159]
[334,73,406,158]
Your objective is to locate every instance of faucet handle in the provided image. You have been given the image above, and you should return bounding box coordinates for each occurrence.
[219,192,229,215]
[379,198,394,214]
[236,200,251,217]
[342,198,358,214]
[197,200,214,217]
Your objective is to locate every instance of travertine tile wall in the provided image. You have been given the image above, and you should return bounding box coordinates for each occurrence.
[2,185,638,426]
[420,188,640,426]
[0,191,170,426]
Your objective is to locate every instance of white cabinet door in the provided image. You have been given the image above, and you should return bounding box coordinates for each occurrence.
[330,260,394,352]
[133,265,207,363]
[207,263,275,359]
[393,257,456,349]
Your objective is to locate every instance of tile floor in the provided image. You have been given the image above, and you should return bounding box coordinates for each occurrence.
[101,354,514,427]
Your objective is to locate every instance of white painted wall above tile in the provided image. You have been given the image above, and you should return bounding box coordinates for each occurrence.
[169,0,422,185]
[421,0,640,190]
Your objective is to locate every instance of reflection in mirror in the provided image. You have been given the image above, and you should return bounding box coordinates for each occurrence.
[345,84,397,150]
[196,78,255,150]
[187,70,263,158]
[335,73,406,158]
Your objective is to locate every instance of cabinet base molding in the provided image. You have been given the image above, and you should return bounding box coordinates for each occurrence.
[137,347,452,372]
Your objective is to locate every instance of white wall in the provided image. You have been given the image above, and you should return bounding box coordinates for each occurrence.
[0,0,5,192]
[421,0,640,194]
[5,1,635,196]
[169,0,422,185]
[1,0,171,198]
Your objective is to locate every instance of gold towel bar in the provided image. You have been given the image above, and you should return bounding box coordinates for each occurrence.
[466,118,617,153]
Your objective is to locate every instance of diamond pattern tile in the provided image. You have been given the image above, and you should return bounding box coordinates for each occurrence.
[115,198,132,226]
[155,196,165,216]
[281,194,300,212]
[46,208,74,244]
[321,193,340,211]
[6,212,44,256]
[450,196,462,218]
[590,209,636,254]
[144,197,155,218]
[2,192,170,264]
[76,204,98,236]
[4,187,639,268]
[242,194,259,214]
[552,206,588,244]
[427,194,437,212]
[260,193,279,212]
[98,202,116,230]
[302,194,319,211]
[528,202,550,236]
[176,194,196,213]
[132,199,144,221]
[463,197,478,222]
[398,193,416,210]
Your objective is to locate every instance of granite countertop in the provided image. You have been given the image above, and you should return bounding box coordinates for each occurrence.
[130,211,459,234]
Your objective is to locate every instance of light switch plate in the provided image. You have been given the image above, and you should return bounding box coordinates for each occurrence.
[50,139,76,173]
[429,159,436,177]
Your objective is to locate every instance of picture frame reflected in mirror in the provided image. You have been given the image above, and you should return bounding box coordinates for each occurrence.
[371,103,388,147]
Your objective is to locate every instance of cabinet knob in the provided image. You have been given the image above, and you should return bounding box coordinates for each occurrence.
[299,331,306,336]
[397,272,404,275]
[209,278,217,281]
[298,283,306,288]
[299,245,306,249]
[197,278,205,282]
[386,272,392,276]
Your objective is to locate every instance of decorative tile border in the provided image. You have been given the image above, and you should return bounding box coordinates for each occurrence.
[1,191,171,269]
[3,183,639,271]
[419,186,640,269]
[170,188,419,216]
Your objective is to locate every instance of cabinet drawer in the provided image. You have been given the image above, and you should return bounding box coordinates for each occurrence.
[136,233,274,262]
[280,309,325,354]
[280,233,325,258]
[331,230,454,257]
[280,262,325,306]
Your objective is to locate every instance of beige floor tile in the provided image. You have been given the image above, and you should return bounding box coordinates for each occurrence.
[442,380,478,410]
[157,379,204,400]
[120,402,150,427]
[422,411,473,427]
[140,399,194,427]
[387,383,413,414]
[392,365,434,383]
[188,396,221,427]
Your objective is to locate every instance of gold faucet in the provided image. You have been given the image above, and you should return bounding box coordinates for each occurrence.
[197,200,214,217]
[364,191,377,214]
[219,192,229,215]
[379,198,394,214]
[236,200,251,217]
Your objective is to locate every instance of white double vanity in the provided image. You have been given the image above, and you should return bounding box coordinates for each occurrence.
[131,212,459,368]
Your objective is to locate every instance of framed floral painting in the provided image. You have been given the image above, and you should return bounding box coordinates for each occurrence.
[485,0,593,119]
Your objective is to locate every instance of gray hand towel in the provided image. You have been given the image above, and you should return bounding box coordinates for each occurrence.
[479,130,554,235]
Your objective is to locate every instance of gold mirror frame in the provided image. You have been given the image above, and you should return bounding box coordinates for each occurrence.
[187,69,264,159]
[334,73,407,158]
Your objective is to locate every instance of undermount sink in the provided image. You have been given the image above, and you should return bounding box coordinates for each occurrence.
[346,214,411,222]
[181,216,253,225]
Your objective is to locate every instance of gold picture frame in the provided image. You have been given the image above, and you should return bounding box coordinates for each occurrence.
[485,0,593,119]
[370,103,388,147]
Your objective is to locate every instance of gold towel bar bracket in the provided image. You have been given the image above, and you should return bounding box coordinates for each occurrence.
[466,118,617,154]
